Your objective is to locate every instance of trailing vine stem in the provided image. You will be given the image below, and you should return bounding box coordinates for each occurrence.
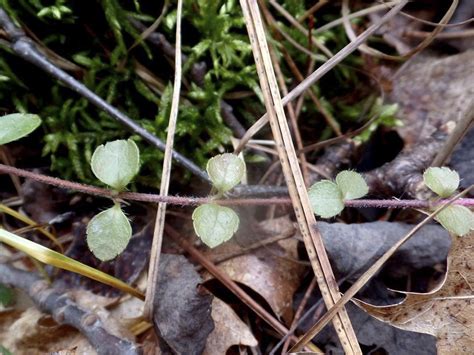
[1,163,473,209]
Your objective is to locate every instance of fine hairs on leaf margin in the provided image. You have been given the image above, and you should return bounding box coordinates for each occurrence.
[308,170,369,219]
[193,153,246,248]
[423,166,473,236]
[85,139,140,261]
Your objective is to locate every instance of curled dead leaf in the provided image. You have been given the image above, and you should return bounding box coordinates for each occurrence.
[354,231,474,354]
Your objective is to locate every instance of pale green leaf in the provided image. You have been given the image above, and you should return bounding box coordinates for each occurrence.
[192,203,239,248]
[206,153,245,193]
[423,167,459,198]
[91,139,140,190]
[335,170,369,200]
[0,113,41,145]
[436,205,474,237]
[308,180,344,218]
[87,204,132,261]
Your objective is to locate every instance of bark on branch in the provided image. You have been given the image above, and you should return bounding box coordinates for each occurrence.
[0,264,142,355]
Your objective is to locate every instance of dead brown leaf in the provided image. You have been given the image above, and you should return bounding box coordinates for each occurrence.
[0,307,95,354]
[204,216,306,323]
[354,230,474,354]
[203,297,258,355]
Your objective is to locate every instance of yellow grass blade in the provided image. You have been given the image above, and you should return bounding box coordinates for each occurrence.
[0,227,144,300]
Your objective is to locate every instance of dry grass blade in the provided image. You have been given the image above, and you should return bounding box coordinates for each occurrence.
[313,0,400,34]
[240,0,361,353]
[341,0,458,60]
[259,3,342,135]
[143,0,183,319]
[0,227,144,299]
[234,0,409,154]
[289,185,474,352]
[267,40,310,184]
[0,203,63,253]
[128,0,170,52]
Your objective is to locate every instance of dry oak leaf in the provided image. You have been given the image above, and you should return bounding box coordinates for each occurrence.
[354,230,474,354]
[203,297,258,355]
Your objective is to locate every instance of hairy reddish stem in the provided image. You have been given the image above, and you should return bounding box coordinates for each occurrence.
[1,164,473,209]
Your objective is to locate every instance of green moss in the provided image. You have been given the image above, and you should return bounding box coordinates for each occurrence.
[0,0,397,187]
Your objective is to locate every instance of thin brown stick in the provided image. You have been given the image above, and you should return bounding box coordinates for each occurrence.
[294,57,315,120]
[268,39,310,184]
[268,0,333,57]
[165,225,320,352]
[128,0,170,51]
[405,28,474,39]
[260,4,342,135]
[2,163,474,208]
[281,48,342,135]
[282,277,318,353]
[233,0,409,154]
[311,0,472,35]
[298,0,329,23]
[289,185,474,352]
[313,0,400,34]
[144,0,183,320]
[271,23,326,62]
[240,0,361,352]
[0,146,22,196]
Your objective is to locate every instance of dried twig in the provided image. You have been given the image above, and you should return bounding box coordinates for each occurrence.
[239,0,360,352]
[0,264,142,355]
[259,3,342,135]
[2,163,474,208]
[405,28,474,39]
[282,277,318,353]
[267,38,310,184]
[298,0,328,23]
[144,0,183,320]
[268,0,333,57]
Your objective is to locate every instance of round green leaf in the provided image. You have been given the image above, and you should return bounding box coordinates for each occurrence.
[335,170,369,200]
[91,139,140,190]
[0,113,41,145]
[423,167,459,198]
[435,205,474,237]
[308,180,344,218]
[86,204,132,261]
[206,153,245,193]
[192,203,239,248]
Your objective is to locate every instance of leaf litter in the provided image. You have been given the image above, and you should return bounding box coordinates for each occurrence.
[354,231,474,354]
